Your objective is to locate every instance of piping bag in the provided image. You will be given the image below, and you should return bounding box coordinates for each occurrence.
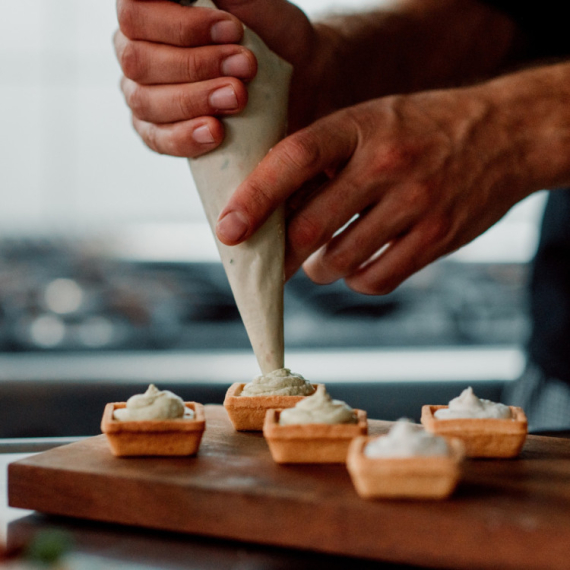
[183,0,293,374]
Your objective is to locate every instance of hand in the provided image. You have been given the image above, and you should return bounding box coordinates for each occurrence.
[114,0,321,157]
[215,85,536,294]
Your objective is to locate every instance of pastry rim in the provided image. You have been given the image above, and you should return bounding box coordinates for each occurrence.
[223,383,321,432]
[101,402,206,434]
[346,434,464,499]
[347,433,464,471]
[223,382,320,408]
[420,405,528,434]
[263,408,368,439]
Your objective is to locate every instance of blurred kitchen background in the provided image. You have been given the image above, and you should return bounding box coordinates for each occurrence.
[0,0,546,436]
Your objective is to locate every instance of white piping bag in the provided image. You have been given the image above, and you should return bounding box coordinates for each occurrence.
[186,0,293,374]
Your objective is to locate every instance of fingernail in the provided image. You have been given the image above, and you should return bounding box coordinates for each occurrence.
[221,53,252,78]
[209,85,238,110]
[211,20,242,43]
[217,211,249,243]
[192,124,215,144]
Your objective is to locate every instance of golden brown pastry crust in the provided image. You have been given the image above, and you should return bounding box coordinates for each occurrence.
[420,405,527,458]
[101,402,206,457]
[346,435,464,499]
[223,382,320,431]
[262,408,368,463]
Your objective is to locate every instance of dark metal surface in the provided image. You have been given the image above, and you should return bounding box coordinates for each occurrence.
[0,238,530,353]
[0,379,505,438]
[0,437,84,454]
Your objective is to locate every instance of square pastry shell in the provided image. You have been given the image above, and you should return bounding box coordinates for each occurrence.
[346,435,464,499]
[263,408,368,463]
[223,382,321,431]
[420,405,527,458]
[101,402,206,457]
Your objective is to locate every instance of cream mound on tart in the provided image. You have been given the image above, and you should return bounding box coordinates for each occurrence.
[101,384,205,457]
[263,385,367,463]
[347,419,464,500]
[224,368,318,431]
[421,387,527,458]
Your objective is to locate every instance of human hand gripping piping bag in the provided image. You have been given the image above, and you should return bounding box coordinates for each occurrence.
[182,0,293,373]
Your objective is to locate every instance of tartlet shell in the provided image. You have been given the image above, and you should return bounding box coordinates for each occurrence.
[420,405,527,458]
[223,382,321,431]
[346,435,464,499]
[263,408,368,463]
[101,402,206,457]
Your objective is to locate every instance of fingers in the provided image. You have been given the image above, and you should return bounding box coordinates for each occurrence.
[343,220,451,295]
[215,115,359,245]
[117,0,244,46]
[121,76,248,123]
[282,173,378,281]
[114,31,257,85]
[300,193,418,284]
[132,115,224,157]
[215,0,314,67]
[115,1,258,158]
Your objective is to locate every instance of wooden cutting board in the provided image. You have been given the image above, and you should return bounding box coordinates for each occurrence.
[8,405,570,570]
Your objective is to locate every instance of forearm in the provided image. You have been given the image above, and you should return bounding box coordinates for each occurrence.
[477,60,570,193]
[308,0,521,118]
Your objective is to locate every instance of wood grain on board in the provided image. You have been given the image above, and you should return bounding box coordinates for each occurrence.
[8,405,570,570]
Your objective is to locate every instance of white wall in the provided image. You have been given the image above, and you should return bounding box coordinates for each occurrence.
[1,0,198,232]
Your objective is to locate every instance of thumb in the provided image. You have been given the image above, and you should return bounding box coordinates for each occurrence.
[213,0,315,66]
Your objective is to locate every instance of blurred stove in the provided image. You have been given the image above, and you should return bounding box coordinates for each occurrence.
[0,231,531,354]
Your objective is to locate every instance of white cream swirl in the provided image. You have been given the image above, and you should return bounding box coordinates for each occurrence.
[113,384,192,421]
[365,419,449,458]
[434,387,512,420]
[240,368,315,397]
[279,384,356,425]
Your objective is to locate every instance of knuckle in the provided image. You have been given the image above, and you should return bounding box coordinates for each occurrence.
[322,245,355,277]
[144,124,162,155]
[288,213,325,252]
[371,143,416,177]
[279,130,323,173]
[117,1,137,38]
[239,177,274,214]
[177,19,194,46]
[177,89,199,119]
[186,50,209,81]
[400,181,430,212]
[120,41,144,81]
[127,84,148,117]
[423,214,454,245]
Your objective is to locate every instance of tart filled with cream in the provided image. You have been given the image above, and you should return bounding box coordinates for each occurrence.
[278,384,357,425]
[101,384,205,457]
[263,385,367,463]
[347,419,464,499]
[113,384,194,422]
[421,387,527,458]
[224,368,317,431]
[241,368,315,397]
